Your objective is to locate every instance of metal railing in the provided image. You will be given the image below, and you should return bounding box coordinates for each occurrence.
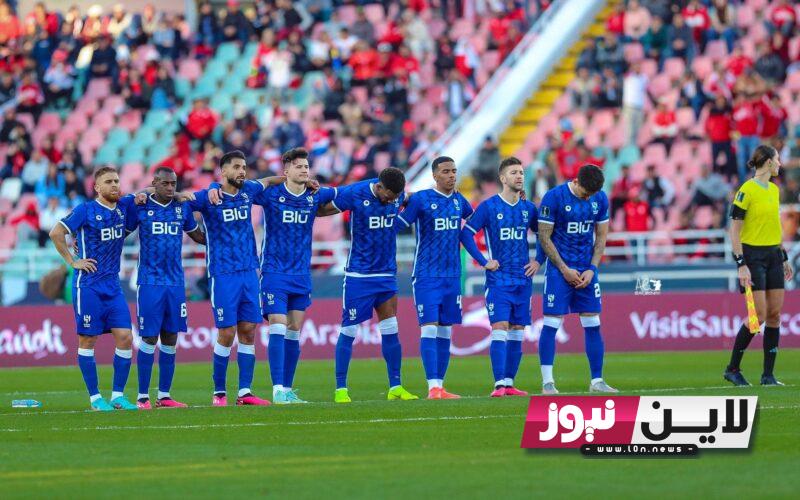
[0,228,779,280]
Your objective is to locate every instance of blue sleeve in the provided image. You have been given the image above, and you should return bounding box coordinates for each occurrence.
[118,194,135,210]
[253,184,276,206]
[318,186,336,205]
[209,181,221,190]
[459,193,474,220]
[528,201,539,233]
[538,190,557,226]
[332,184,355,212]
[187,190,208,212]
[244,179,266,197]
[397,192,421,228]
[464,201,487,234]
[459,226,488,267]
[183,204,198,232]
[596,192,610,223]
[60,203,87,234]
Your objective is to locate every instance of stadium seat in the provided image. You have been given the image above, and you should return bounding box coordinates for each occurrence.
[0,178,22,202]
[178,59,202,82]
[691,56,713,81]
[704,40,727,61]
[214,42,241,63]
[663,58,686,82]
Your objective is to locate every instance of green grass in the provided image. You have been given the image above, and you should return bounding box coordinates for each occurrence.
[1,350,799,499]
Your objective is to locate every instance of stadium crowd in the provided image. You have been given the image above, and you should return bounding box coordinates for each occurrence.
[526,0,800,241]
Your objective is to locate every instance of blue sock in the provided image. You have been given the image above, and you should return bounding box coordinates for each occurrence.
[268,324,286,387]
[335,331,355,389]
[136,342,156,397]
[436,336,451,381]
[237,343,256,393]
[381,334,402,387]
[489,330,507,386]
[538,324,557,366]
[284,330,301,388]
[584,325,604,380]
[112,348,132,393]
[505,331,523,383]
[420,325,438,382]
[77,348,99,397]
[212,342,231,394]
[158,344,176,395]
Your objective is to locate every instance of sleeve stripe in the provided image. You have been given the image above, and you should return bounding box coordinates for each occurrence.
[330,200,342,213]
[398,215,411,227]
[58,220,73,234]
[596,219,609,224]
[538,220,555,225]
[186,223,200,233]
[464,224,478,234]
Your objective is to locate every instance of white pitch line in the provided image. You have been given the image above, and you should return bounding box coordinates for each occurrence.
[1,384,795,417]
[0,413,521,433]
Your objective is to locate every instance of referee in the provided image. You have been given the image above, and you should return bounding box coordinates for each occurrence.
[724,145,794,386]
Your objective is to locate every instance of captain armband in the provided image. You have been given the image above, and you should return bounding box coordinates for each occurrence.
[729,204,746,220]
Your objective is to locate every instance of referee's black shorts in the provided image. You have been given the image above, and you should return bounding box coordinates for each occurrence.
[742,244,784,293]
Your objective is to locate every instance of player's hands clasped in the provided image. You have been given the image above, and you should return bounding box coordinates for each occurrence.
[72,258,97,273]
[561,267,582,286]
[484,259,500,271]
[524,259,540,277]
[784,261,794,281]
[738,265,752,288]
[575,269,594,289]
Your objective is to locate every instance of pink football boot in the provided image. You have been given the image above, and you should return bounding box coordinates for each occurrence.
[156,397,188,408]
[136,399,152,410]
[504,386,529,396]
[212,394,228,407]
[490,387,507,397]
[236,393,271,406]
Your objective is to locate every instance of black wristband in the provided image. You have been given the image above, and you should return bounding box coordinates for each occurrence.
[782,249,788,262]
[733,254,746,267]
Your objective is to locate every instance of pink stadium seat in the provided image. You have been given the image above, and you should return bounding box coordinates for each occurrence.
[789,36,800,62]
[337,5,357,26]
[75,97,100,116]
[552,93,571,116]
[526,130,548,153]
[786,71,800,92]
[117,110,142,132]
[16,112,34,132]
[676,107,695,130]
[663,58,686,81]
[746,21,768,43]
[537,113,559,136]
[643,143,666,165]
[590,109,615,134]
[91,110,115,132]
[38,112,61,133]
[84,78,111,100]
[451,19,474,40]
[736,4,755,28]
[411,102,434,124]
[648,74,671,97]
[565,111,588,133]
[418,63,436,87]
[607,124,626,150]
[364,4,385,25]
[691,56,713,81]
[178,59,202,82]
[640,59,658,79]
[623,43,644,63]
[427,16,447,39]
[481,50,500,71]
[102,95,125,113]
[338,136,355,157]
[748,0,768,14]
[694,206,714,229]
[470,33,487,54]
[704,40,727,61]
[583,126,601,149]
[374,152,391,172]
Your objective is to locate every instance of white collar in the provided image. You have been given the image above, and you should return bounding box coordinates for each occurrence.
[95,199,116,211]
[433,188,454,198]
[497,193,519,207]
[149,194,173,208]
[284,182,307,197]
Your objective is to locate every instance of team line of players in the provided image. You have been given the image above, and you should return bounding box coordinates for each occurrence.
[49,148,617,411]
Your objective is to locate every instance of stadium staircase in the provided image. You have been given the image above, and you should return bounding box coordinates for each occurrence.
[499,2,617,157]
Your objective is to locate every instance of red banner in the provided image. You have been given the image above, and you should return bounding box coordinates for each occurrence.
[1,291,799,367]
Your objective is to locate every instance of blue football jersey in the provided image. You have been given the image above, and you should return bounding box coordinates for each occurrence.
[254,183,336,275]
[188,180,263,277]
[128,195,198,286]
[332,180,405,276]
[398,189,473,278]
[59,198,134,287]
[538,182,609,269]
[464,195,538,287]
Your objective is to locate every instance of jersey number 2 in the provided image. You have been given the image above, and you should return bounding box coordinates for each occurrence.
[593,283,601,298]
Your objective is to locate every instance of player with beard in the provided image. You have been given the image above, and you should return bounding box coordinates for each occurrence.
[50,167,139,411]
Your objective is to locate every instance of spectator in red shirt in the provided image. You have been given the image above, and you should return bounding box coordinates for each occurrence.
[389,45,420,81]
[555,136,581,182]
[732,95,760,182]
[498,24,523,62]
[624,187,651,233]
[606,3,625,36]
[16,71,45,121]
[759,93,787,140]
[682,0,710,49]
[248,29,277,88]
[0,3,20,47]
[488,10,511,51]
[650,100,678,154]
[184,99,218,147]
[767,0,796,37]
[349,41,379,86]
[725,45,753,78]
[25,1,59,38]
[155,143,195,190]
[39,136,62,165]
[705,94,736,180]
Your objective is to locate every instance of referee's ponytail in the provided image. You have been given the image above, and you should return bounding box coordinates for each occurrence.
[747,145,778,170]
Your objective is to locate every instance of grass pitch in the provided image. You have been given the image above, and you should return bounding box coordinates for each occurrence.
[1,350,798,499]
